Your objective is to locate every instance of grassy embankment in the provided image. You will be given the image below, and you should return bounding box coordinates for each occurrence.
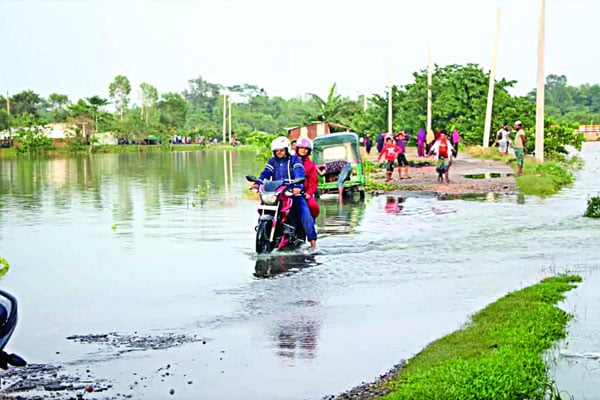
[0,143,254,158]
[382,274,581,400]
[468,146,581,197]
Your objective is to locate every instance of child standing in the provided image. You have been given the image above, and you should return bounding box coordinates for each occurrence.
[377,136,401,182]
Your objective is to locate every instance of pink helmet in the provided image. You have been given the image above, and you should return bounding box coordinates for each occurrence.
[296,137,313,150]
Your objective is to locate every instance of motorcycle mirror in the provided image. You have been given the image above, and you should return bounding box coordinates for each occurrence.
[245,175,258,182]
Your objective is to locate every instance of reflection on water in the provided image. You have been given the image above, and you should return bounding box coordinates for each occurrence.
[273,301,320,360]
[385,196,404,214]
[254,254,320,278]
[317,198,366,235]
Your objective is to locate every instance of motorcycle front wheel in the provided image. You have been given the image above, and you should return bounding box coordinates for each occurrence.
[255,220,274,254]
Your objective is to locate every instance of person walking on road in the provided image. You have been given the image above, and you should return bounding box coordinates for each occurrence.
[512,120,526,176]
[496,123,511,156]
[417,128,426,158]
[451,129,461,158]
[376,132,385,154]
[429,131,455,184]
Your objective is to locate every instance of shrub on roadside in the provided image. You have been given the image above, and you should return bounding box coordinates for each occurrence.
[583,196,600,218]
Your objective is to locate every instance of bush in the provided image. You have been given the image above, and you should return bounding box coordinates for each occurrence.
[584,196,600,218]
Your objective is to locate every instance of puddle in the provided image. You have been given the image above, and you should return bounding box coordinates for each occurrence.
[464,172,504,179]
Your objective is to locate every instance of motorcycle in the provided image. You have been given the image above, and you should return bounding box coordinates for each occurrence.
[0,290,26,370]
[246,175,307,254]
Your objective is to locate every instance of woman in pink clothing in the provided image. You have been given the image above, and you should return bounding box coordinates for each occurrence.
[295,137,320,218]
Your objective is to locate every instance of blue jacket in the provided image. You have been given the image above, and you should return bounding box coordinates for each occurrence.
[259,154,305,189]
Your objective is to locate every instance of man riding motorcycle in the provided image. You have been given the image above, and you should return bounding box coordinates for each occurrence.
[252,136,317,249]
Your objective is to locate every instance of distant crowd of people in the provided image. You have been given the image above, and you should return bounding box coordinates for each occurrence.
[368,128,460,184]
[363,120,527,184]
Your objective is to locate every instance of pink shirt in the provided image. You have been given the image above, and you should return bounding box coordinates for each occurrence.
[302,157,318,196]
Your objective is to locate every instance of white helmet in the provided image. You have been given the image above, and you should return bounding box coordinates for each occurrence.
[271,136,290,152]
[515,120,522,126]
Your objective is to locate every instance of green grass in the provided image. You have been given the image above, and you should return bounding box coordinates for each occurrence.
[468,146,579,197]
[516,162,575,196]
[382,274,581,400]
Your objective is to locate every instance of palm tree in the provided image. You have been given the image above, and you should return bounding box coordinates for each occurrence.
[306,83,351,127]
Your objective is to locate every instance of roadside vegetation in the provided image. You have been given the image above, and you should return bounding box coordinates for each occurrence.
[584,196,600,218]
[1,67,595,159]
[382,274,581,400]
[468,137,583,197]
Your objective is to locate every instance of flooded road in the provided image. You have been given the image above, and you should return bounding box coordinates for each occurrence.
[0,144,598,399]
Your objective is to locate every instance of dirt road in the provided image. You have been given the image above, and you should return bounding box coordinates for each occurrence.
[366,148,517,196]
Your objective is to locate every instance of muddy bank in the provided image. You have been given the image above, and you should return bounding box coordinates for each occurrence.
[366,148,517,196]
[0,332,208,400]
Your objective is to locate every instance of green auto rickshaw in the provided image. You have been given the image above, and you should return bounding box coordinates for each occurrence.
[312,132,367,201]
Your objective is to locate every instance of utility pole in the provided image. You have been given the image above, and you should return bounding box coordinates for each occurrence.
[222,93,227,144]
[6,91,11,147]
[535,0,546,162]
[483,7,501,148]
[387,65,393,134]
[427,41,433,135]
[228,95,232,144]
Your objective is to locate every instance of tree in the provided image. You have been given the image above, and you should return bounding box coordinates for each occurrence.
[86,95,110,132]
[9,90,44,118]
[157,92,188,131]
[182,76,221,117]
[545,74,573,115]
[0,94,8,131]
[139,82,158,126]
[306,83,353,127]
[48,93,70,122]
[109,75,131,120]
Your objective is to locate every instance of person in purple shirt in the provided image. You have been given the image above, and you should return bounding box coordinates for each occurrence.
[394,130,411,179]
[417,128,426,158]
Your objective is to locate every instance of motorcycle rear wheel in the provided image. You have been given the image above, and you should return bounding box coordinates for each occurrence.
[255,220,274,254]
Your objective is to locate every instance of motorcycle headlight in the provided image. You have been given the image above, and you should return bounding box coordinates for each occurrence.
[260,192,278,205]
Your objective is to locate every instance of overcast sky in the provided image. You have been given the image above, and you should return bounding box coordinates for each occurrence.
[0,0,598,105]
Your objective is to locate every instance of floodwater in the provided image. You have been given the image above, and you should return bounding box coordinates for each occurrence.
[0,144,598,399]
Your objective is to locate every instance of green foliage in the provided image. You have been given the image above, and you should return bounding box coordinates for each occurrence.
[544,117,583,155]
[158,92,188,131]
[193,180,213,206]
[245,131,277,149]
[469,146,581,197]
[109,75,132,120]
[9,90,45,118]
[65,126,89,152]
[0,256,9,278]
[6,67,594,155]
[583,196,600,218]
[516,160,575,197]
[13,116,53,154]
[48,93,70,122]
[531,74,600,124]
[306,83,354,127]
[383,275,581,400]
